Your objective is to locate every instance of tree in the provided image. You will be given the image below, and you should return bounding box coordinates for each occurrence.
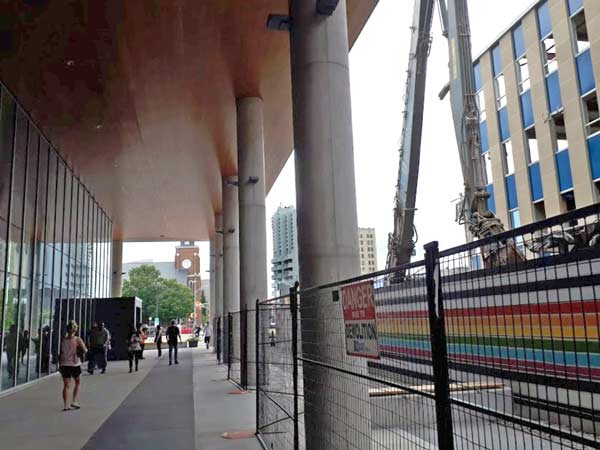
[122,265,163,320]
[157,278,194,323]
[122,264,195,325]
[200,291,208,324]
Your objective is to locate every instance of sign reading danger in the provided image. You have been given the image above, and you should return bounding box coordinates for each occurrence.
[341,280,380,359]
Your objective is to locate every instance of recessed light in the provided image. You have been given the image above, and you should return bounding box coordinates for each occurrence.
[66,59,75,67]
[95,124,103,130]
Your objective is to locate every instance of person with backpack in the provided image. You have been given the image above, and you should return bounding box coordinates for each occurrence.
[59,320,87,411]
[154,325,163,357]
[166,320,182,365]
[127,325,142,373]
[87,321,110,374]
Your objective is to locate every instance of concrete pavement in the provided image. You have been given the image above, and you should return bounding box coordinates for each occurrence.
[0,347,261,450]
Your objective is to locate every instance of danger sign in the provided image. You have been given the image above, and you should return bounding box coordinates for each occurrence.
[341,280,380,359]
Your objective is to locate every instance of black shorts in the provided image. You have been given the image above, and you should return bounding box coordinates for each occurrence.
[204,336,211,343]
[59,365,82,379]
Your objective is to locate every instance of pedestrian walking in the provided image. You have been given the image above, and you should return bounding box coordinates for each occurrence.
[87,321,110,374]
[59,320,87,411]
[127,326,142,373]
[203,322,213,349]
[154,325,163,357]
[139,324,148,359]
[166,320,182,365]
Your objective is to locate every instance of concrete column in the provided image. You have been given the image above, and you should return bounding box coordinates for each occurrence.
[500,33,534,225]
[213,213,224,354]
[523,11,563,217]
[222,177,239,363]
[110,239,123,297]
[237,97,268,386]
[209,237,215,323]
[551,0,596,206]
[289,1,368,449]
[481,51,510,227]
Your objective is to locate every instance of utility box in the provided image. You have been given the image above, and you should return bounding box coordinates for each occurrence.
[53,297,143,361]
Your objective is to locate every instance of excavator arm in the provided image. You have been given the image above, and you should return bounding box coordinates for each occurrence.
[387,0,524,271]
[386,0,435,271]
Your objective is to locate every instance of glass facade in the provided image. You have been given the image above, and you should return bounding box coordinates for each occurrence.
[0,85,111,392]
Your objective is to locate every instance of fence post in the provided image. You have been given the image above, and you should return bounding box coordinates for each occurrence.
[241,304,248,390]
[255,299,260,434]
[227,312,233,380]
[424,241,455,450]
[289,284,299,450]
[216,316,221,364]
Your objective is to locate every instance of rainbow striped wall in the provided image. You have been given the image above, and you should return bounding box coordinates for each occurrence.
[374,257,600,383]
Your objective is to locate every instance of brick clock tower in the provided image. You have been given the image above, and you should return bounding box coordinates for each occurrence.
[175,241,202,325]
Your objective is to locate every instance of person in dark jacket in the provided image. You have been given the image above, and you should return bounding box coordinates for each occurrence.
[165,320,182,365]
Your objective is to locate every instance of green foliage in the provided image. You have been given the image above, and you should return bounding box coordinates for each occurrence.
[122,264,194,325]
[200,291,208,324]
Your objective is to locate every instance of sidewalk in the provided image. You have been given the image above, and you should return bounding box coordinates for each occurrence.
[0,347,261,450]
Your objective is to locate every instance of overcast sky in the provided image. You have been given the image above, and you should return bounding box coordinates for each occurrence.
[124,0,534,284]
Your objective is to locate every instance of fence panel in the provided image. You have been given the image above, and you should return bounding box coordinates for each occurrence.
[257,298,297,450]
[437,205,600,449]
[254,203,600,450]
[228,311,242,387]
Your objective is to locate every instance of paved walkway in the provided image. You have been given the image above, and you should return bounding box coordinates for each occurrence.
[0,347,261,450]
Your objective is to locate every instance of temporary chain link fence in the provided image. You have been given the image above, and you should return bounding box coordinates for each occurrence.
[221,203,600,450]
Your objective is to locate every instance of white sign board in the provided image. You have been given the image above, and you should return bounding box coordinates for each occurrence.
[341,280,380,359]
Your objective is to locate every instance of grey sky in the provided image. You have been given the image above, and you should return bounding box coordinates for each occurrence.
[125,0,534,283]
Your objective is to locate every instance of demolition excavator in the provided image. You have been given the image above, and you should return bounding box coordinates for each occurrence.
[386,0,524,271]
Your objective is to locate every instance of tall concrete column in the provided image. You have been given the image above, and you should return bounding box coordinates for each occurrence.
[209,237,215,323]
[213,213,224,355]
[290,1,368,449]
[222,177,240,363]
[237,97,268,386]
[111,239,123,297]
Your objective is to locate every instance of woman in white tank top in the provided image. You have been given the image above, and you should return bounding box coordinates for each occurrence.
[59,320,87,411]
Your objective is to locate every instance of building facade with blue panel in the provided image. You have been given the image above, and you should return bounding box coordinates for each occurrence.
[475,0,600,229]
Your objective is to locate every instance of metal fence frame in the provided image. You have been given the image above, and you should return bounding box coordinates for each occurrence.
[253,202,600,450]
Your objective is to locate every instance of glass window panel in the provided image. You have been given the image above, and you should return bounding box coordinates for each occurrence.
[513,24,526,58]
[502,140,515,175]
[21,128,39,280]
[16,276,31,385]
[537,1,552,39]
[542,36,558,74]
[568,0,583,16]
[1,274,19,389]
[582,92,600,137]
[484,151,493,183]
[0,90,16,274]
[473,62,483,92]
[54,162,65,255]
[552,112,568,151]
[495,74,507,108]
[516,56,530,93]
[492,45,503,77]
[7,110,29,277]
[571,10,589,54]
[476,90,486,121]
[526,127,540,163]
[63,171,73,300]
[39,283,53,376]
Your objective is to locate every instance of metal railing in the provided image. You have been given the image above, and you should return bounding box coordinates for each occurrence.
[253,203,600,450]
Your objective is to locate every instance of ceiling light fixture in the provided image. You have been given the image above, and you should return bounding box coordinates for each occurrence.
[266,14,292,31]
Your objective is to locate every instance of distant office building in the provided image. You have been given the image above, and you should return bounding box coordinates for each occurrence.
[474,0,600,229]
[358,228,378,275]
[271,206,299,296]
